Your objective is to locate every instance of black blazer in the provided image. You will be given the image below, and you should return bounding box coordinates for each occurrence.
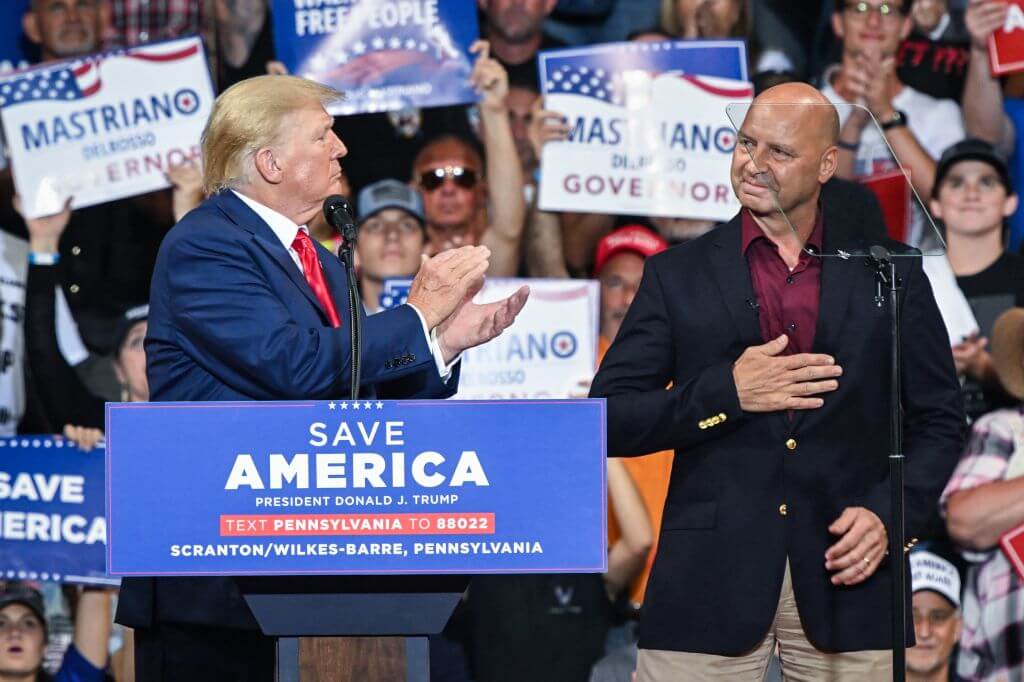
[590,200,965,654]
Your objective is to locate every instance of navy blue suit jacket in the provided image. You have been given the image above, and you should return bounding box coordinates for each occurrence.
[590,200,965,654]
[116,190,457,629]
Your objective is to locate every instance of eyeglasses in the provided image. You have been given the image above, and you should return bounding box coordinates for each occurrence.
[912,607,957,627]
[844,1,904,18]
[418,166,479,191]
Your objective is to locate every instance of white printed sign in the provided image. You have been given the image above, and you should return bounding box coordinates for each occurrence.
[0,230,27,435]
[538,42,753,221]
[455,278,599,400]
[0,37,214,218]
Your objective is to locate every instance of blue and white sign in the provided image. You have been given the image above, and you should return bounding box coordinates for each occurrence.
[1,436,111,585]
[106,400,606,576]
[454,278,598,400]
[538,40,753,221]
[379,278,412,310]
[272,0,479,116]
[0,0,31,75]
[0,36,214,219]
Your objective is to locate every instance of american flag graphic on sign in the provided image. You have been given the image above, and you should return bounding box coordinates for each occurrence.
[545,64,623,105]
[0,41,200,109]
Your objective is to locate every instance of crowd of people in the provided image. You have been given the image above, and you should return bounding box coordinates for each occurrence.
[2,0,1024,680]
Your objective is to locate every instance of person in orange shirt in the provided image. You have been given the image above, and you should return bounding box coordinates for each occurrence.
[594,225,671,608]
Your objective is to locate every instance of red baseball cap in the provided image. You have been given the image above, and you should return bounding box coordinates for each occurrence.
[593,225,668,276]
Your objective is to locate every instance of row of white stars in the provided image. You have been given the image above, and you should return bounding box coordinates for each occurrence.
[620,41,690,52]
[327,401,384,410]
[0,438,72,448]
[1,70,69,93]
[333,99,409,115]
[547,80,617,101]
[0,90,75,106]
[4,570,61,581]
[308,37,436,72]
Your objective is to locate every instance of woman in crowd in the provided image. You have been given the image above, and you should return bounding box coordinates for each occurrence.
[0,585,112,682]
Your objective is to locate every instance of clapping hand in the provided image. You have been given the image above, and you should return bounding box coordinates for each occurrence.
[436,282,529,364]
[844,48,898,121]
[406,245,490,330]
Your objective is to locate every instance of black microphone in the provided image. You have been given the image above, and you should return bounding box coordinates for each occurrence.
[322,194,358,246]
[869,244,892,264]
[323,194,362,399]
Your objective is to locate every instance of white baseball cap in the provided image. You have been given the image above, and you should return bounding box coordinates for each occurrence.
[910,549,961,609]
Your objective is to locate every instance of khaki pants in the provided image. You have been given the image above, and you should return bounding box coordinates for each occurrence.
[636,561,893,682]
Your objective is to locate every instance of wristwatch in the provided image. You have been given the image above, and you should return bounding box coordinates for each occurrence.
[880,110,908,131]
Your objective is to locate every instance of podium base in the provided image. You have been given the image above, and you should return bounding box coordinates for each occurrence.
[239,576,468,681]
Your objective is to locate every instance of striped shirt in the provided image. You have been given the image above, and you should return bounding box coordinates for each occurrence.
[941,407,1024,681]
[105,0,207,48]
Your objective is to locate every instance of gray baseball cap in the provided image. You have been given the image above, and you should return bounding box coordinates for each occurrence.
[0,587,46,625]
[356,180,425,226]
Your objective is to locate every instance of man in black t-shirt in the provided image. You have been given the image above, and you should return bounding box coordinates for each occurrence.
[479,0,567,91]
[898,0,970,102]
[930,138,1023,419]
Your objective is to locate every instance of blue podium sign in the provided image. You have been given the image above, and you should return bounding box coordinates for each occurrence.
[0,436,111,584]
[106,400,606,576]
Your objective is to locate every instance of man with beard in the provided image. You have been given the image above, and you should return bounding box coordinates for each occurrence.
[478,0,566,90]
[21,0,105,61]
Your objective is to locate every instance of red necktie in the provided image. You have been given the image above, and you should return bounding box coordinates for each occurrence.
[291,230,342,328]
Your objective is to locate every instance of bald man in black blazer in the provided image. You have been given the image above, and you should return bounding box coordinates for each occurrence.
[590,83,964,680]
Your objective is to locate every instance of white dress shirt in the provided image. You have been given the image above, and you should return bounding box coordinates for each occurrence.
[232,190,456,380]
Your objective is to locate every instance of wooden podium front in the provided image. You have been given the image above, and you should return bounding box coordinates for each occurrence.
[295,637,412,682]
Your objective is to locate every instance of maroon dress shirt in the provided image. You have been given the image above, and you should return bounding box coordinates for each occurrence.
[741,209,824,356]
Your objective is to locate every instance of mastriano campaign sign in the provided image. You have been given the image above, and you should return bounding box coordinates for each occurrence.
[537,40,752,221]
[0,36,214,219]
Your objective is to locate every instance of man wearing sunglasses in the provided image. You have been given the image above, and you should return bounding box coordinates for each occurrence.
[411,42,526,278]
[822,0,965,244]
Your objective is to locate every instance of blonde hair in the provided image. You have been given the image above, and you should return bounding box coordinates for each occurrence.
[201,75,342,195]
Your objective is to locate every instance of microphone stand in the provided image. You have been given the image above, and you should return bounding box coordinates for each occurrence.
[868,245,906,682]
[337,227,362,402]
